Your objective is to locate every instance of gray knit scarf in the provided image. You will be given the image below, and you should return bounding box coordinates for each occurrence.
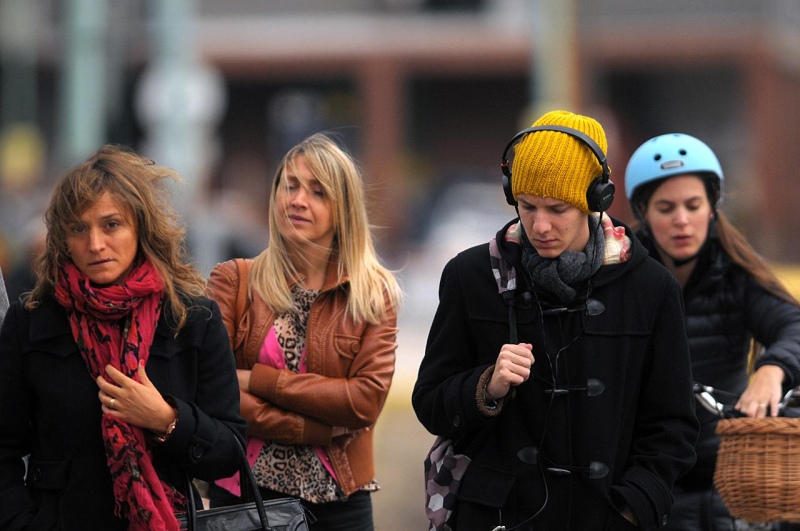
[520,214,604,303]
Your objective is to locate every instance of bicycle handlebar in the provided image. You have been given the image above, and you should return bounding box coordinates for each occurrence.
[693,382,800,419]
[693,384,745,418]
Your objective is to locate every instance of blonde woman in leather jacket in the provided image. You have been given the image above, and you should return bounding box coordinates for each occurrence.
[206,132,402,531]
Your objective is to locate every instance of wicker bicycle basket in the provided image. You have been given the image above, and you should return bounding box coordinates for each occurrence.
[714,417,800,523]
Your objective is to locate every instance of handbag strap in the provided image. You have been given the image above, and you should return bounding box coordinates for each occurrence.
[184,426,273,531]
[233,258,251,327]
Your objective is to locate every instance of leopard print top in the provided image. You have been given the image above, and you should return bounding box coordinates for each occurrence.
[251,285,378,502]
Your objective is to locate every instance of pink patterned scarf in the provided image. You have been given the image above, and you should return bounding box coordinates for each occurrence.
[54,258,185,531]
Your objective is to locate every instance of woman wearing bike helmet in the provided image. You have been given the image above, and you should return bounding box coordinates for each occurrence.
[625,133,800,531]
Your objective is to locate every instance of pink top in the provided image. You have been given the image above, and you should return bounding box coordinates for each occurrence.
[215,327,336,497]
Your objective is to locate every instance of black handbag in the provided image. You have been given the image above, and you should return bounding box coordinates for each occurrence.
[177,430,311,531]
[178,495,310,531]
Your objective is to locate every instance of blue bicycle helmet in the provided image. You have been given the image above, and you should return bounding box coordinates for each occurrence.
[625,133,724,216]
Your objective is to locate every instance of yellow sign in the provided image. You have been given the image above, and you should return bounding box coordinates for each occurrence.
[0,123,45,191]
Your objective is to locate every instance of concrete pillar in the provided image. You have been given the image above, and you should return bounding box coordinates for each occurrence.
[357,58,406,258]
[57,0,108,166]
[527,0,578,121]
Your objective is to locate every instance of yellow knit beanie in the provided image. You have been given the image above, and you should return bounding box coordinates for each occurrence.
[511,109,610,213]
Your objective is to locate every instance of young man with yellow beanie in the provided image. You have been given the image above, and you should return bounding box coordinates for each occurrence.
[413,110,699,530]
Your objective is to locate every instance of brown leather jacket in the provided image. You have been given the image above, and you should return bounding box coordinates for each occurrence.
[206,258,398,496]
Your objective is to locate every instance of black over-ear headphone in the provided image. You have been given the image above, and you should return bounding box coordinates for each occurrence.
[500,125,615,212]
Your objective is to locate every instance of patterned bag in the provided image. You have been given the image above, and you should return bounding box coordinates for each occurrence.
[423,436,472,531]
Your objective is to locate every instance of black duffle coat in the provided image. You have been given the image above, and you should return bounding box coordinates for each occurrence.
[413,218,699,530]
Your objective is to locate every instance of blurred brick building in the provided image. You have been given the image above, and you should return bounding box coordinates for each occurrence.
[2,0,800,264]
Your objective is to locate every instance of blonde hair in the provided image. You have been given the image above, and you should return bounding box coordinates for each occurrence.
[26,145,206,332]
[250,132,401,323]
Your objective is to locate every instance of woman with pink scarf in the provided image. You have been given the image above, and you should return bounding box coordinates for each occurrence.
[0,145,245,531]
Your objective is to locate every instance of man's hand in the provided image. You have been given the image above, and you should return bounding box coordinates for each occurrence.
[486,343,534,400]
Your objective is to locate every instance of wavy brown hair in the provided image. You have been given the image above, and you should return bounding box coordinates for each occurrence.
[26,145,206,331]
[714,212,798,305]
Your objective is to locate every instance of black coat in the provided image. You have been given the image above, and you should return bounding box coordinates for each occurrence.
[413,218,699,531]
[640,234,800,488]
[0,296,246,531]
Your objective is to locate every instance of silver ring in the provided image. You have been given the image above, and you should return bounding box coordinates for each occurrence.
[109,397,116,409]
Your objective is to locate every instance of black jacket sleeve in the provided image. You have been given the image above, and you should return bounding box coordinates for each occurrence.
[746,277,800,389]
